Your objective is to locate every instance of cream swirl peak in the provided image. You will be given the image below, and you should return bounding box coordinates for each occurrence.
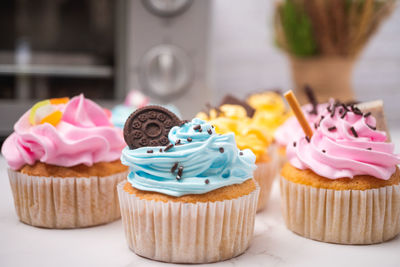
[287,100,400,180]
[2,94,125,170]
[121,118,257,197]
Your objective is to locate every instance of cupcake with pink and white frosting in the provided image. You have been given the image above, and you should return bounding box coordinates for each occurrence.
[280,99,400,244]
[1,94,128,228]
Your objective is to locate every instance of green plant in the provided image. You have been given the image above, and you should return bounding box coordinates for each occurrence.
[274,0,395,58]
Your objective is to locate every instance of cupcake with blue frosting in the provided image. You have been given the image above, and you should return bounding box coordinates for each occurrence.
[117,106,259,263]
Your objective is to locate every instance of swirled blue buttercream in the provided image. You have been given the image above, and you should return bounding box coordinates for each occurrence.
[111,104,181,129]
[121,118,257,197]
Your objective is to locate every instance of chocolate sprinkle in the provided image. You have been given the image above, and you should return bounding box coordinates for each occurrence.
[171,162,178,173]
[164,143,174,152]
[187,137,192,142]
[193,125,201,130]
[179,120,189,126]
[341,109,347,119]
[219,147,224,153]
[318,116,325,126]
[175,139,181,145]
[293,141,296,147]
[367,124,377,130]
[205,179,210,184]
[239,151,243,155]
[199,128,203,132]
[351,105,363,116]
[328,126,337,131]
[350,127,358,137]
[322,150,326,153]
[341,103,349,111]
[207,129,212,135]
[364,112,371,118]
[177,166,183,177]
[159,148,163,152]
[305,136,310,143]
[304,85,318,115]
[147,150,153,153]
[367,147,372,150]
[314,123,318,129]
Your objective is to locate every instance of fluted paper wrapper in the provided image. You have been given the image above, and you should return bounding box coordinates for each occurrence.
[117,182,260,263]
[280,176,400,244]
[254,145,279,212]
[8,169,128,229]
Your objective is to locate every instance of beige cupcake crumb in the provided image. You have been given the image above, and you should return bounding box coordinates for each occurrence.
[123,178,256,203]
[281,162,400,190]
[19,160,128,178]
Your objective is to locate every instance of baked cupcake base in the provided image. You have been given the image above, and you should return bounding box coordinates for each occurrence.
[8,168,128,228]
[118,179,260,263]
[280,165,400,244]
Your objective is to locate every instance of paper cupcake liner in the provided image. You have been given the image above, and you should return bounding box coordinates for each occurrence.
[254,145,279,212]
[8,169,128,229]
[117,181,260,263]
[280,176,400,244]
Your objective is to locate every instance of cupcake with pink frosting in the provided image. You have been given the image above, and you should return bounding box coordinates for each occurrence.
[280,100,400,244]
[1,94,128,228]
[274,101,329,168]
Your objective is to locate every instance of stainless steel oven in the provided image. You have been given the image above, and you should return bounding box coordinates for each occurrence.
[0,0,211,140]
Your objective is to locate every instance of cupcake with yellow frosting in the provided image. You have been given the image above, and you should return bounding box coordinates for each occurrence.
[247,91,292,167]
[197,95,284,211]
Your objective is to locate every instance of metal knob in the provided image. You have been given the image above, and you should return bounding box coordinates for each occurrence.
[139,44,192,100]
[141,0,193,17]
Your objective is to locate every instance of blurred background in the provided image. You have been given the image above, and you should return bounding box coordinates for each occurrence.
[0,0,399,140]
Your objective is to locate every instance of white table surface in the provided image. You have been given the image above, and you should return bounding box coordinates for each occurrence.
[1,131,400,267]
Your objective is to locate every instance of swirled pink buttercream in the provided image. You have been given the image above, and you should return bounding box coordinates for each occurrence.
[274,103,328,147]
[286,101,400,180]
[2,94,125,170]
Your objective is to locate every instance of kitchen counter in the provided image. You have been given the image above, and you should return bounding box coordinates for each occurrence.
[1,130,399,267]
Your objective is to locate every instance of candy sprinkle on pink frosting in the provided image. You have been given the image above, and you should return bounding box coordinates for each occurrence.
[1,94,125,170]
[286,100,400,180]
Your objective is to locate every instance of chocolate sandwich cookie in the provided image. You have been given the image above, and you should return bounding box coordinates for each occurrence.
[220,94,255,117]
[124,105,181,149]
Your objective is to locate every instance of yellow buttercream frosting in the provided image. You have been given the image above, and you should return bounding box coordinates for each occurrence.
[197,105,271,162]
[247,91,291,133]
[197,92,290,162]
